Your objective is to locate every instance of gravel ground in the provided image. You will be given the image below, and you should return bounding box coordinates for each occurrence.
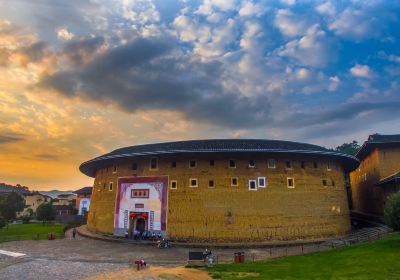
[0,228,362,279]
[0,258,129,280]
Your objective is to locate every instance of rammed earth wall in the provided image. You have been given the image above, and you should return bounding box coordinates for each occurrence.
[87,152,350,242]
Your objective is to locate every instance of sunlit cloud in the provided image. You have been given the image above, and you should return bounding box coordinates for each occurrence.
[0,0,399,189]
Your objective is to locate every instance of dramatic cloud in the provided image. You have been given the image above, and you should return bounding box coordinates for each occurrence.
[40,36,274,128]
[1,0,400,188]
[274,9,309,37]
[278,24,336,67]
[0,134,24,144]
[56,27,74,40]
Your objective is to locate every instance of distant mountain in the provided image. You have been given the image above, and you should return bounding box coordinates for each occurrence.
[39,190,75,199]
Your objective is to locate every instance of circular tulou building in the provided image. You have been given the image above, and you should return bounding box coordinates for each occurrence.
[80,139,359,243]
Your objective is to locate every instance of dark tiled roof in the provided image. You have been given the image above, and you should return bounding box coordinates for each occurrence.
[357,134,400,161]
[367,134,400,142]
[73,186,93,195]
[80,139,359,177]
[52,205,72,210]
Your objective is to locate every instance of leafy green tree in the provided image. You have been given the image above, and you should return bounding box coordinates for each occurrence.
[26,208,34,217]
[335,141,361,156]
[384,192,400,231]
[0,192,25,222]
[36,203,56,223]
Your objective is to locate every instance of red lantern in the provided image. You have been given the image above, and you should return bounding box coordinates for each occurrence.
[130,213,136,217]
[142,213,148,218]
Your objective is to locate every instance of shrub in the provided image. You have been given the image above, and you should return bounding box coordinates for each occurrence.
[22,215,31,224]
[384,192,400,230]
[0,215,6,229]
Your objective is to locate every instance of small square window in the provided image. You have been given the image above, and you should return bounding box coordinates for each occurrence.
[267,159,276,168]
[231,177,238,186]
[322,179,327,188]
[189,160,197,168]
[190,178,198,187]
[229,159,236,168]
[258,177,266,188]
[171,161,177,168]
[132,162,138,170]
[327,163,331,171]
[109,182,113,191]
[112,166,117,173]
[287,178,294,189]
[208,180,214,188]
[249,160,255,168]
[150,158,158,170]
[249,180,257,191]
[170,180,177,189]
[313,161,318,168]
[209,160,215,166]
[285,161,292,169]
[301,161,305,169]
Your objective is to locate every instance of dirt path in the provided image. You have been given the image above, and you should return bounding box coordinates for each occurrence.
[82,266,212,280]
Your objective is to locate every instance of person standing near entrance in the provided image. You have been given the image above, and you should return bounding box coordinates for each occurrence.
[72,228,77,239]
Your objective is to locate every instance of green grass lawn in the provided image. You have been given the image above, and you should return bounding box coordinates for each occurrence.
[207,233,400,280]
[0,223,66,242]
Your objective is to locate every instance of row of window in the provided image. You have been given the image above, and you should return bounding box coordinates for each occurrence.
[108,158,336,173]
[170,177,336,190]
[98,178,336,192]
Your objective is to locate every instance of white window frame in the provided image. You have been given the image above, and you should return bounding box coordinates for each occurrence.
[189,178,198,188]
[231,177,239,187]
[267,159,276,169]
[109,182,114,191]
[287,178,295,189]
[327,163,331,171]
[258,177,266,188]
[170,180,177,190]
[229,159,236,168]
[248,180,257,191]
[112,165,117,174]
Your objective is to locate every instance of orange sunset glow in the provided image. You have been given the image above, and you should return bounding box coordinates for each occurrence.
[1,1,400,191]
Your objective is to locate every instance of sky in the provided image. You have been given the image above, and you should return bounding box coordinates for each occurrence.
[0,0,399,190]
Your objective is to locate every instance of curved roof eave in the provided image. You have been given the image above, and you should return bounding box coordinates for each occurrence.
[80,148,359,178]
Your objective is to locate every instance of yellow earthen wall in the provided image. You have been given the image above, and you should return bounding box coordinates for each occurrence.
[87,153,350,242]
[350,147,400,215]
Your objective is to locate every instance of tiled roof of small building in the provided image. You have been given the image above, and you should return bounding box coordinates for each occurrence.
[357,134,400,161]
[73,186,93,195]
[80,139,359,177]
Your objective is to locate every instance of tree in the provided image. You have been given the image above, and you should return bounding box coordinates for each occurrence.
[36,203,56,223]
[0,216,6,229]
[384,192,400,231]
[335,141,361,156]
[0,192,25,222]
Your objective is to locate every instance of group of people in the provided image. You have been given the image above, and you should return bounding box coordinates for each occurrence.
[125,229,163,240]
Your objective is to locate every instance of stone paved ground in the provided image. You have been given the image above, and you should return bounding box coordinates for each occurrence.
[0,226,390,279]
[0,228,314,279]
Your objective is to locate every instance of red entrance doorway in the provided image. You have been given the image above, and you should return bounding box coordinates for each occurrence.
[128,212,148,237]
